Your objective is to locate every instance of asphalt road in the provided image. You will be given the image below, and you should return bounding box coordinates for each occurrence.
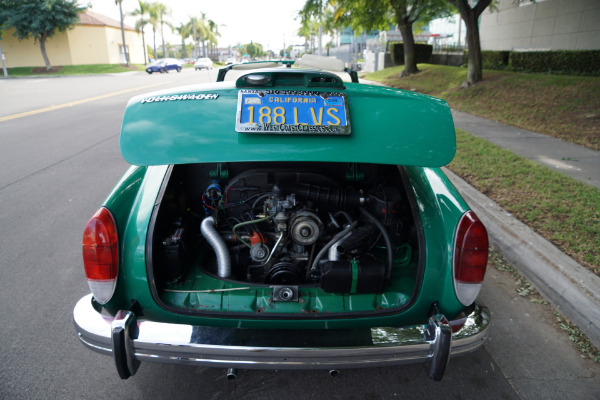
[1,68,599,399]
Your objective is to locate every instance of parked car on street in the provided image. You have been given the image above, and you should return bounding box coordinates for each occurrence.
[194,57,213,70]
[225,57,236,65]
[146,58,183,74]
[74,55,490,381]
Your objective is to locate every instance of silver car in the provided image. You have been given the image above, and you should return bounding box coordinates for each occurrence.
[194,58,213,70]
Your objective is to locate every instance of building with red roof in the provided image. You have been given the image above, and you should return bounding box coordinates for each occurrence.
[1,9,145,68]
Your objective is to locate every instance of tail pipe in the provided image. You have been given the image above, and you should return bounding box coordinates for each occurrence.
[227,368,238,380]
[201,217,231,278]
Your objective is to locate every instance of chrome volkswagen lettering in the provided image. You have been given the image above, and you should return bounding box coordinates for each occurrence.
[141,93,219,104]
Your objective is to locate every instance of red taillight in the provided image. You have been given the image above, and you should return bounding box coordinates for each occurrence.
[453,211,488,305]
[82,207,119,304]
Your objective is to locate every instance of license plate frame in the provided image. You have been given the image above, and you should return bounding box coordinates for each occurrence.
[235,89,351,135]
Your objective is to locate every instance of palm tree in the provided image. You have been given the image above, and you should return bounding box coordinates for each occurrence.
[146,2,160,59]
[130,0,149,65]
[298,19,318,54]
[115,0,129,66]
[176,23,191,59]
[197,13,209,58]
[153,2,170,59]
[186,15,208,58]
[206,19,220,59]
[299,2,339,56]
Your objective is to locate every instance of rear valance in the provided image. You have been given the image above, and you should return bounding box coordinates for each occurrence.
[120,81,456,167]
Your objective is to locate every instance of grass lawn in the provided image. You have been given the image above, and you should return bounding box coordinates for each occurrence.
[6,63,145,76]
[366,64,600,275]
[365,64,600,151]
[449,129,600,275]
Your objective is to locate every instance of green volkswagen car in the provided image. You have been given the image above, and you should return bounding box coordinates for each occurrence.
[74,55,490,381]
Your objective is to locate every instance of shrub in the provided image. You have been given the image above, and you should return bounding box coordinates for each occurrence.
[388,42,433,65]
[509,50,600,76]
[481,50,510,69]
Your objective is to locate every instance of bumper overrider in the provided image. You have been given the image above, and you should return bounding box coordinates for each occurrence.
[73,294,490,381]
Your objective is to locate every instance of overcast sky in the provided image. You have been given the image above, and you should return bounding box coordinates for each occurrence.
[88,0,308,52]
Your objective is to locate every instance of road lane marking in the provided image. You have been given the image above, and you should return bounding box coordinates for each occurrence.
[0,81,171,122]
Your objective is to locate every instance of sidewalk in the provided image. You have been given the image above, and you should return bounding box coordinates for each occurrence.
[361,78,600,349]
[451,110,600,190]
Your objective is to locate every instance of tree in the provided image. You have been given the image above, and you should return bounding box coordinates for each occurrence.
[145,2,170,58]
[297,13,319,54]
[240,42,264,60]
[0,0,8,39]
[115,0,129,66]
[130,0,150,65]
[299,0,339,55]
[146,2,159,59]
[389,0,454,76]
[146,44,153,59]
[206,19,220,59]
[307,0,453,77]
[154,2,170,59]
[186,16,203,58]
[0,0,85,70]
[447,0,494,86]
[186,14,210,58]
[175,23,191,59]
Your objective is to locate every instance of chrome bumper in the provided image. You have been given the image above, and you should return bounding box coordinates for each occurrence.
[73,294,490,380]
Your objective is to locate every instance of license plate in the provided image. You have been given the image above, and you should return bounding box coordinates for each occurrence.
[235,90,350,135]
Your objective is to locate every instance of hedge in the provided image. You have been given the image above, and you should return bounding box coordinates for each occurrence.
[388,42,433,65]
[457,50,600,76]
[481,50,510,69]
[509,50,600,76]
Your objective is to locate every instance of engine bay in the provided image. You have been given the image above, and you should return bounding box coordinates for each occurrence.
[150,162,422,314]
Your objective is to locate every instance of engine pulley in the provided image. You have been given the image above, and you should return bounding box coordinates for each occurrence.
[289,210,322,246]
[265,262,304,285]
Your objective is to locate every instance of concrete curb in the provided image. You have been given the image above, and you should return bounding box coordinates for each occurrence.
[443,167,600,349]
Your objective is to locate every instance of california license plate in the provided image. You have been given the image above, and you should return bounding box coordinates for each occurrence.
[236,90,350,135]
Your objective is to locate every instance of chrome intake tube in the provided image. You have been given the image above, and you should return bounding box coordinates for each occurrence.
[201,216,231,278]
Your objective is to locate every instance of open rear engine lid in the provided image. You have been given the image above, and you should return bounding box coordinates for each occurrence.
[120,75,456,167]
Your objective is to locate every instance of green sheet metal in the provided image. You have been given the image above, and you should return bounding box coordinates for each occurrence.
[120,79,456,167]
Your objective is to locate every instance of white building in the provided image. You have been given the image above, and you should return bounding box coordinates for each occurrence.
[479,0,600,51]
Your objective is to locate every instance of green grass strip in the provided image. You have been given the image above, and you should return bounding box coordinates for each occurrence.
[365,64,600,151]
[448,129,600,274]
[6,64,145,76]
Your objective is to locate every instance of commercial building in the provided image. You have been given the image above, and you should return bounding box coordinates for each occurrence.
[479,0,600,51]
